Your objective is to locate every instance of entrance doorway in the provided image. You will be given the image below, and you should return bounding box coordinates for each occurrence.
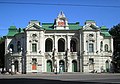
[14,60,19,72]
[72,60,77,72]
[59,60,65,72]
[106,60,110,72]
[47,60,52,72]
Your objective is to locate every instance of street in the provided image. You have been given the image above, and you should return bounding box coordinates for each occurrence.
[0,73,120,84]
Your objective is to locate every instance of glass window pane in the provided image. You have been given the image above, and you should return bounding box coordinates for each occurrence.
[100,41,103,51]
[105,44,108,52]
[32,43,37,52]
[89,43,94,52]
[17,41,21,52]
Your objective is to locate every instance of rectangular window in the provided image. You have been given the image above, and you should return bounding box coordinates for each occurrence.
[32,43,37,52]
[89,43,94,52]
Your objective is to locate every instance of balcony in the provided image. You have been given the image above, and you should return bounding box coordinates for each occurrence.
[70,52,77,56]
[57,52,65,56]
[45,52,53,59]
[103,51,112,56]
[57,52,65,59]
[11,52,22,57]
[70,52,77,59]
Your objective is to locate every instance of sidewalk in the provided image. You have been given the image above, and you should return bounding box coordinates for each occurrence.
[17,72,120,76]
[1,71,120,76]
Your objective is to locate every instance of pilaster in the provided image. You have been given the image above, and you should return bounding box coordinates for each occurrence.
[39,31,44,55]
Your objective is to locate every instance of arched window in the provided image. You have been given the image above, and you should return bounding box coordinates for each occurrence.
[10,44,14,52]
[17,41,21,52]
[105,44,108,52]
[45,38,53,52]
[58,38,65,52]
[70,38,77,52]
[100,41,103,51]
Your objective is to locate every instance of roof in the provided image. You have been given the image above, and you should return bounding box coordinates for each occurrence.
[86,20,95,23]
[101,32,111,37]
[100,26,108,31]
[85,20,95,24]
[42,22,81,30]
[100,26,111,37]
[6,21,111,37]
[69,23,82,30]
[42,23,54,30]
[7,26,18,36]
[9,26,17,29]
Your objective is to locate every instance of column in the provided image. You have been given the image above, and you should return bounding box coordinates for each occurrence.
[11,60,14,73]
[79,33,83,72]
[67,57,71,72]
[67,36,70,55]
[54,34,58,73]
[111,37,113,53]
[19,58,22,73]
[97,32,101,72]
[83,33,87,54]
[96,32,100,53]
[67,35,70,72]
[40,31,44,55]
[26,32,31,55]
[54,34,57,55]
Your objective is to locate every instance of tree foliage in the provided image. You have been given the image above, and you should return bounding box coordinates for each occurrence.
[109,23,120,72]
[0,37,5,68]
[109,23,120,36]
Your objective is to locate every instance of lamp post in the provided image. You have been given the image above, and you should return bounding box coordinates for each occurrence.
[52,48,57,74]
[65,48,69,72]
[21,47,25,74]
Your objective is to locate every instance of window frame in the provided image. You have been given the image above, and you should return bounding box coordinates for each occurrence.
[89,43,94,52]
[32,43,37,52]
[105,44,109,52]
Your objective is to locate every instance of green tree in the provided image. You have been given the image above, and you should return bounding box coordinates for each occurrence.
[109,23,120,72]
[0,37,5,68]
[109,24,120,36]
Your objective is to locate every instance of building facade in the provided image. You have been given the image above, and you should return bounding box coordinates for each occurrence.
[4,12,113,74]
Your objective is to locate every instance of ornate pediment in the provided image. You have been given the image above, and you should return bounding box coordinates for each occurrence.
[26,23,42,30]
[25,20,43,30]
[83,25,93,30]
[83,23,99,31]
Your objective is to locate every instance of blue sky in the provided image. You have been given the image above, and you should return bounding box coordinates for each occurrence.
[0,0,120,36]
